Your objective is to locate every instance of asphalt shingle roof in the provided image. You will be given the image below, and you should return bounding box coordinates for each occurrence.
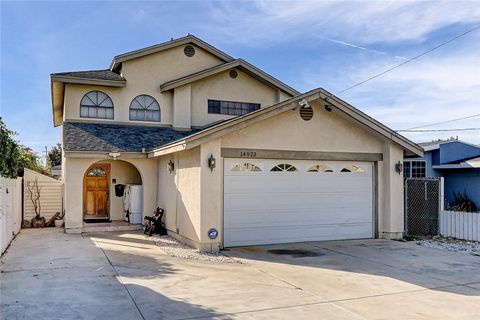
[63,122,199,152]
[52,70,125,82]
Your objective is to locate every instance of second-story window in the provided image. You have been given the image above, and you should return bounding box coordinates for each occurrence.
[208,99,260,116]
[129,95,161,122]
[80,91,114,119]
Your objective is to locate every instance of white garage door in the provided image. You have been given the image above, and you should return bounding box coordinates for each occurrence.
[224,159,374,247]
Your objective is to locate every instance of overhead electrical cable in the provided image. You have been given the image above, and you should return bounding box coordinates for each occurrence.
[401,114,480,130]
[397,128,480,132]
[336,24,480,94]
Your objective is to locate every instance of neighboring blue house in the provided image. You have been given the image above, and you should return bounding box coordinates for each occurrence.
[404,139,480,209]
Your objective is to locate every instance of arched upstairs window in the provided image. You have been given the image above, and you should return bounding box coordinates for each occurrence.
[80,91,114,119]
[87,167,106,177]
[340,165,365,173]
[232,163,262,172]
[307,164,334,172]
[270,164,298,172]
[130,95,161,122]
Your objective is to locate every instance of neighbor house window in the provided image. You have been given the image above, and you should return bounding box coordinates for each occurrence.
[403,160,426,178]
[208,99,260,116]
[129,95,161,122]
[80,91,114,119]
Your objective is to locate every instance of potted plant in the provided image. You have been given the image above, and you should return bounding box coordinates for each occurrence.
[54,210,65,227]
[27,178,46,228]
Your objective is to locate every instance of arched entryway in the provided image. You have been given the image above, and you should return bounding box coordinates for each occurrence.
[83,160,142,222]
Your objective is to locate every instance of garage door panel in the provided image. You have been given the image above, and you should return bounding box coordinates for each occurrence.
[224,159,374,247]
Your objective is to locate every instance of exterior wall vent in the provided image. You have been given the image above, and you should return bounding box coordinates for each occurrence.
[299,107,313,121]
[229,69,238,79]
[184,45,195,57]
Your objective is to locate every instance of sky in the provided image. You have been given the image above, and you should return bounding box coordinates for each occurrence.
[1,0,480,157]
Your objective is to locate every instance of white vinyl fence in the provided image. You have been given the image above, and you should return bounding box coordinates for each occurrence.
[0,177,23,255]
[440,210,480,241]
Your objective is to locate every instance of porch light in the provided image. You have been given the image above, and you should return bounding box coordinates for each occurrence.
[168,160,175,173]
[208,154,216,172]
[395,161,403,174]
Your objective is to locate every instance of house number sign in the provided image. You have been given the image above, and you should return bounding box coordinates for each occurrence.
[208,228,218,240]
[239,151,257,157]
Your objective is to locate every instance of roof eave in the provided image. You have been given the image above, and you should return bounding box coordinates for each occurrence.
[50,75,126,87]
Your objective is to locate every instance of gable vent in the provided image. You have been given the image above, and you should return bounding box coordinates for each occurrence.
[299,107,313,121]
[229,69,238,79]
[184,45,195,57]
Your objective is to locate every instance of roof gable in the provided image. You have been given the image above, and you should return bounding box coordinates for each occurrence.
[160,59,300,96]
[149,88,423,157]
[110,35,234,71]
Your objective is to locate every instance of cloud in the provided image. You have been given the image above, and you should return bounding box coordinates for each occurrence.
[207,0,480,45]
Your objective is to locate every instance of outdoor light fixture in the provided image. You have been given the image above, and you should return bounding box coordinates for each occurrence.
[168,160,175,173]
[324,104,333,112]
[108,152,121,160]
[395,161,403,174]
[298,98,310,109]
[208,154,216,172]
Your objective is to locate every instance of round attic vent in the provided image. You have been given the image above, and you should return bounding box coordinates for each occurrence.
[184,45,195,57]
[229,69,238,79]
[299,107,313,121]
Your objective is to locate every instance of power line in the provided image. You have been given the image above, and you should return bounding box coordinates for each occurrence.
[404,114,480,130]
[397,128,480,132]
[337,24,480,94]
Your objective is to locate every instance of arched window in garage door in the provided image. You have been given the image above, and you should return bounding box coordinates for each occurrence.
[307,164,334,172]
[340,165,365,173]
[231,163,262,172]
[270,164,298,172]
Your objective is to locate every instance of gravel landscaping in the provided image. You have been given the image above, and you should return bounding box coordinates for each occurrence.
[416,236,480,256]
[153,235,240,263]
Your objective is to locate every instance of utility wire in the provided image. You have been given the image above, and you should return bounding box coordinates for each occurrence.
[397,128,480,132]
[337,24,480,94]
[403,114,480,130]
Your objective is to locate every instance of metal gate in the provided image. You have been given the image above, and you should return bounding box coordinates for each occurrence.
[405,178,441,236]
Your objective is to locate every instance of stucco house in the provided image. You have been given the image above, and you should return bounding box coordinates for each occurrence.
[51,35,423,251]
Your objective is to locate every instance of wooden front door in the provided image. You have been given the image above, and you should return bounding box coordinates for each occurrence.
[83,164,110,218]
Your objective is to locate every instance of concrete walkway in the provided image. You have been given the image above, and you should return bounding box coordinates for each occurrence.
[1,229,480,320]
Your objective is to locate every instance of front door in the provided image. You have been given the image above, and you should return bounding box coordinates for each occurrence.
[83,164,110,218]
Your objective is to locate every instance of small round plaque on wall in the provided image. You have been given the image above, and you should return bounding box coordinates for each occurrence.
[208,228,218,240]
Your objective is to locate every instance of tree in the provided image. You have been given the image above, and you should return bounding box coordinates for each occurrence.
[0,117,21,178]
[47,143,62,167]
[0,117,45,178]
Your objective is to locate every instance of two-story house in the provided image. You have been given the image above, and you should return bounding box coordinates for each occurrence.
[51,35,422,251]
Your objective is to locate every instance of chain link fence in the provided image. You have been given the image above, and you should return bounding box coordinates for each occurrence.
[405,178,441,236]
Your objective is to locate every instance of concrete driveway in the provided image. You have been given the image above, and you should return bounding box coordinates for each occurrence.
[1,229,479,320]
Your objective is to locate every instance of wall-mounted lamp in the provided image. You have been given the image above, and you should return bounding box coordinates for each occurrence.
[168,160,175,173]
[324,104,333,112]
[208,154,216,172]
[395,161,403,174]
[298,98,310,109]
[108,152,121,160]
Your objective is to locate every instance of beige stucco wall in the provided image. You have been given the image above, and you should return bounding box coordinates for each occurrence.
[156,101,406,250]
[63,157,157,232]
[156,147,202,245]
[63,44,224,126]
[190,69,280,127]
[62,45,293,130]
